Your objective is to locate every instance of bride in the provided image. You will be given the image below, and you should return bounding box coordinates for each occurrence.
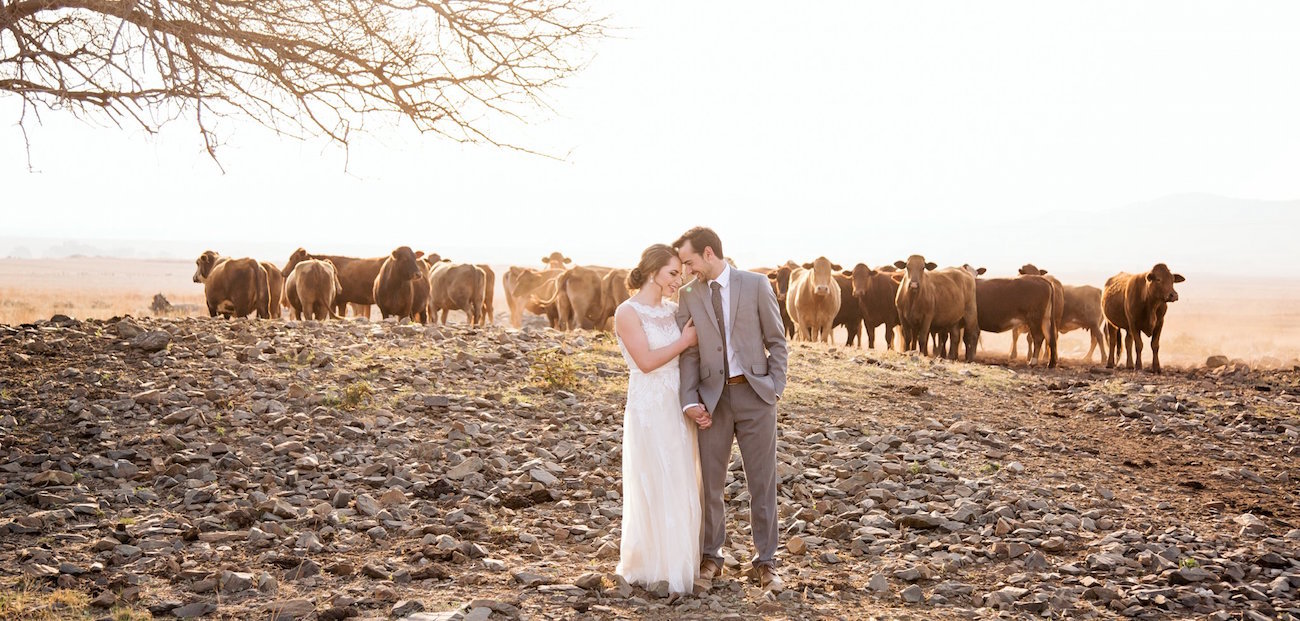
[613,243,705,595]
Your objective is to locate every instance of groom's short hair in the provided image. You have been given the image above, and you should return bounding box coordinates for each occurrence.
[673,227,723,260]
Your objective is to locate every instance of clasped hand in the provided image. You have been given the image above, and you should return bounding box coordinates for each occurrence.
[684,404,712,430]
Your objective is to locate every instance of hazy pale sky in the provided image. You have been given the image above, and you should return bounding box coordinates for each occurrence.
[4,1,1300,274]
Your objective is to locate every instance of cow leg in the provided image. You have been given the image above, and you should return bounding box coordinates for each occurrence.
[1132,331,1144,371]
[963,322,978,363]
[509,299,523,328]
[945,327,959,360]
[1150,315,1165,374]
[885,323,896,351]
[1044,313,1058,369]
[917,318,932,356]
[1123,331,1134,370]
[1009,326,1022,361]
[1106,325,1119,368]
[1086,324,1104,363]
[865,324,876,350]
[207,303,218,318]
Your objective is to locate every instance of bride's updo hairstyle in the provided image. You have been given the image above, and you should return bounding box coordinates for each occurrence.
[627,244,677,290]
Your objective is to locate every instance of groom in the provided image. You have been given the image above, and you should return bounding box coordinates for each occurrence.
[673,227,789,591]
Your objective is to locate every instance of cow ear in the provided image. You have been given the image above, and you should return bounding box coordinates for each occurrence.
[976,267,987,276]
[1173,274,1185,283]
[891,273,904,283]
[1146,272,1157,282]
[1039,269,1048,275]
[832,264,842,271]
[925,262,937,271]
[767,272,777,281]
[893,260,907,269]
[540,257,549,264]
[414,251,424,259]
[802,262,813,269]
[563,257,572,264]
[841,270,853,277]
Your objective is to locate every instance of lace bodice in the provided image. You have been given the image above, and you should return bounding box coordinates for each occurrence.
[616,299,681,378]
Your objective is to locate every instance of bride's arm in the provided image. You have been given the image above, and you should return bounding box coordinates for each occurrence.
[615,305,695,374]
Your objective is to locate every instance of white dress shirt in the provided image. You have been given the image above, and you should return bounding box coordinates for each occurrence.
[710,264,744,379]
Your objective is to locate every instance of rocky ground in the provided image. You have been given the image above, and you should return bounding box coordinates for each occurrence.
[1,315,1297,620]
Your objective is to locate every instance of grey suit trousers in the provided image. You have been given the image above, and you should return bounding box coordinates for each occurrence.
[699,380,779,568]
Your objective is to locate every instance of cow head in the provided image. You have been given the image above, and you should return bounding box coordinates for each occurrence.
[802,257,840,296]
[849,263,876,298]
[283,248,311,277]
[898,256,936,292]
[193,250,221,283]
[1018,263,1046,276]
[769,266,793,302]
[542,252,571,269]
[1146,263,1185,303]
[389,246,425,281]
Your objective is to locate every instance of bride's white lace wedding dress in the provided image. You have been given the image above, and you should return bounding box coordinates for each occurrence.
[614,299,701,594]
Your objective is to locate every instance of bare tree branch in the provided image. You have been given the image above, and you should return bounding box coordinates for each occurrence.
[0,0,605,168]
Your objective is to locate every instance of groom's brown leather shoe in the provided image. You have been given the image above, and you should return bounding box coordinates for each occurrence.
[699,559,722,581]
[750,565,784,591]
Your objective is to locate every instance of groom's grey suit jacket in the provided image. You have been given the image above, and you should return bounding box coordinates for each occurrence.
[676,268,789,412]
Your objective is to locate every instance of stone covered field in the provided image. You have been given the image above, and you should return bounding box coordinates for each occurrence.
[0,315,1297,620]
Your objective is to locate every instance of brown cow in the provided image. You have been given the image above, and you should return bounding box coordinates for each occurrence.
[848,263,901,351]
[261,262,286,319]
[1102,263,1185,374]
[193,251,270,319]
[372,246,426,321]
[475,264,496,326]
[787,257,842,343]
[832,272,863,347]
[542,252,572,270]
[1013,265,1106,363]
[284,259,343,320]
[751,262,797,337]
[964,266,1058,368]
[411,257,433,324]
[541,266,605,331]
[285,248,403,319]
[503,266,563,327]
[430,262,486,325]
[893,255,978,361]
[597,268,631,330]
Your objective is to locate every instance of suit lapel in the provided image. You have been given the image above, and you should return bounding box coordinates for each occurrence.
[729,268,742,331]
[694,279,720,334]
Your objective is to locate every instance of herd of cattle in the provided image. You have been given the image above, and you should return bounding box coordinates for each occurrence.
[191,248,1185,374]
